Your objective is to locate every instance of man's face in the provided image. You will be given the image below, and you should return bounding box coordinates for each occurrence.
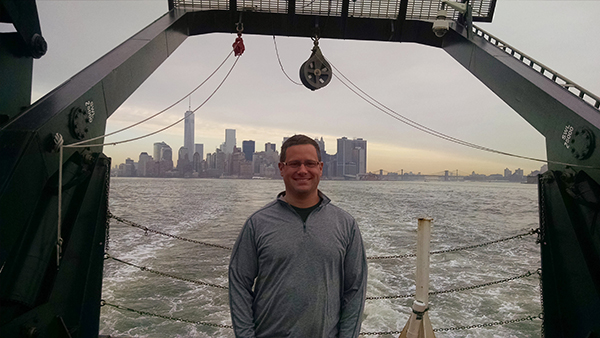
[278,144,323,199]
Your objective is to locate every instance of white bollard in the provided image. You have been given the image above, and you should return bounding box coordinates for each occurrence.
[399,218,436,338]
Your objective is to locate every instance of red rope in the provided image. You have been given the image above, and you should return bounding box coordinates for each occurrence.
[233,32,245,56]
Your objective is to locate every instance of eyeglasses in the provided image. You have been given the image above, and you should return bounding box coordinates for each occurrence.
[282,160,320,169]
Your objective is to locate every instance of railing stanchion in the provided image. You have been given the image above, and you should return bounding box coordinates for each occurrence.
[399,217,436,338]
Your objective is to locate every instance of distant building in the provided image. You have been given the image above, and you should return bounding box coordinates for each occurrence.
[504,168,512,178]
[153,141,168,161]
[221,129,236,154]
[253,150,279,177]
[193,152,202,173]
[153,141,173,174]
[159,144,173,174]
[336,137,367,177]
[265,142,277,153]
[177,146,192,176]
[242,140,255,161]
[207,148,227,177]
[184,110,194,161]
[314,137,325,160]
[194,144,204,161]
[138,152,153,177]
[160,145,172,162]
[239,161,253,178]
[118,158,136,177]
[226,147,247,176]
[512,168,524,182]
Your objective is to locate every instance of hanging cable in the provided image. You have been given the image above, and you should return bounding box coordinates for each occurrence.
[273,36,303,86]
[64,55,241,149]
[68,50,234,148]
[322,55,600,170]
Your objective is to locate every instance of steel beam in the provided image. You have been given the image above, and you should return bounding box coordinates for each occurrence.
[442,24,600,183]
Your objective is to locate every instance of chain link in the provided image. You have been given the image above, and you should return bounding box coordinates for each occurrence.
[367,229,538,260]
[360,330,403,336]
[108,212,233,250]
[106,215,543,335]
[429,229,539,255]
[109,213,536,259]
[367,253,416,260]
[429,269,538,296]
[106,255,228,290]
[359,314,542,335]
[102,298,542,335]
[432,314,542,332]
[101,300,233,329]
[366,270,538,300]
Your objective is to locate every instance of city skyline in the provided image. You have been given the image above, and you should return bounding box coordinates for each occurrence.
[28,2,600,176]
[114,126,543,178]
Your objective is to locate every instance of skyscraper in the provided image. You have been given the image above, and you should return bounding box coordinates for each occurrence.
[353,138,367,174]
[138,152,152,177]
[153,141,169,161]
[242,140,255,161]
[336,137,367,176]
[265,142,276,153]
[224,129,236,154]
[314,137,325,160]
[184,110,194,161]
[153,142,163,161]
[195,143,204,161]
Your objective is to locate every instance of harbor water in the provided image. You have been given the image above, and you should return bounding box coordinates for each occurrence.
[100,178,541,337]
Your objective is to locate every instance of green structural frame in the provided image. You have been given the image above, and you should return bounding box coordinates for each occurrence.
[1,0,599,336]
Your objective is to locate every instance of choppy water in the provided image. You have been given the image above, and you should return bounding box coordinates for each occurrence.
[100,178,541,337]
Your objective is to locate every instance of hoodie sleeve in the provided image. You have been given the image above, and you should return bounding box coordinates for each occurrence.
[229,218,258,338]
[338,220,368,338]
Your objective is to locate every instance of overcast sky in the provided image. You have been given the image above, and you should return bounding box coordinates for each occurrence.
[23,0,600,175]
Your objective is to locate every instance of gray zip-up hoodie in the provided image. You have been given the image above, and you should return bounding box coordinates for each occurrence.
[229,191,368,338]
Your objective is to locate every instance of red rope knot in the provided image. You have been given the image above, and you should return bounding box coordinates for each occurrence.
[233,32,245,56]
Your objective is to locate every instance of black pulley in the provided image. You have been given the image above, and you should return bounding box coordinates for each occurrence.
[299,39,332,91]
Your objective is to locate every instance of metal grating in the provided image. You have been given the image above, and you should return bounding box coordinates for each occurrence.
[407,0,444,20]
[348,0,401,19]
[173,0,229,11]
[173,0,496,21]
[296,0,343,17]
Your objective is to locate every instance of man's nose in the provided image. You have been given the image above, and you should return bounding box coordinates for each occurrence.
[297,164,309,173]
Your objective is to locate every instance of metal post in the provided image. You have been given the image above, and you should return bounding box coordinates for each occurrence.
[399,218,436,338]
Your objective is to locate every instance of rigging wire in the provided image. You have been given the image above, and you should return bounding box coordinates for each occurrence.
[272,36,303,86]
[64,55,241,149]
[68,50,234,148]
[320,55,600,170]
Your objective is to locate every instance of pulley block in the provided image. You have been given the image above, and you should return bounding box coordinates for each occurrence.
[299,41,332,91]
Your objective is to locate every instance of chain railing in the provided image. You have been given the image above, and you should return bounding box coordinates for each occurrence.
[432,314,542,333]
[101,299,541,335]
[107,252,539,298]
[109,212,233,250]
[110,212,538,259]
[105,254,228,289]
[366,269,540,300]
[101,300,234,329]
[107,213,543,334]
[367,228,538,260]
[473,25,600,110]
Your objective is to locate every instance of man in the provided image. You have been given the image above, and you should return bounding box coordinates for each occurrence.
[229,134,368,338]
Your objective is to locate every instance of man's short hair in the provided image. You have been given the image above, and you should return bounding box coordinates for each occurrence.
[280,134,321,162]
